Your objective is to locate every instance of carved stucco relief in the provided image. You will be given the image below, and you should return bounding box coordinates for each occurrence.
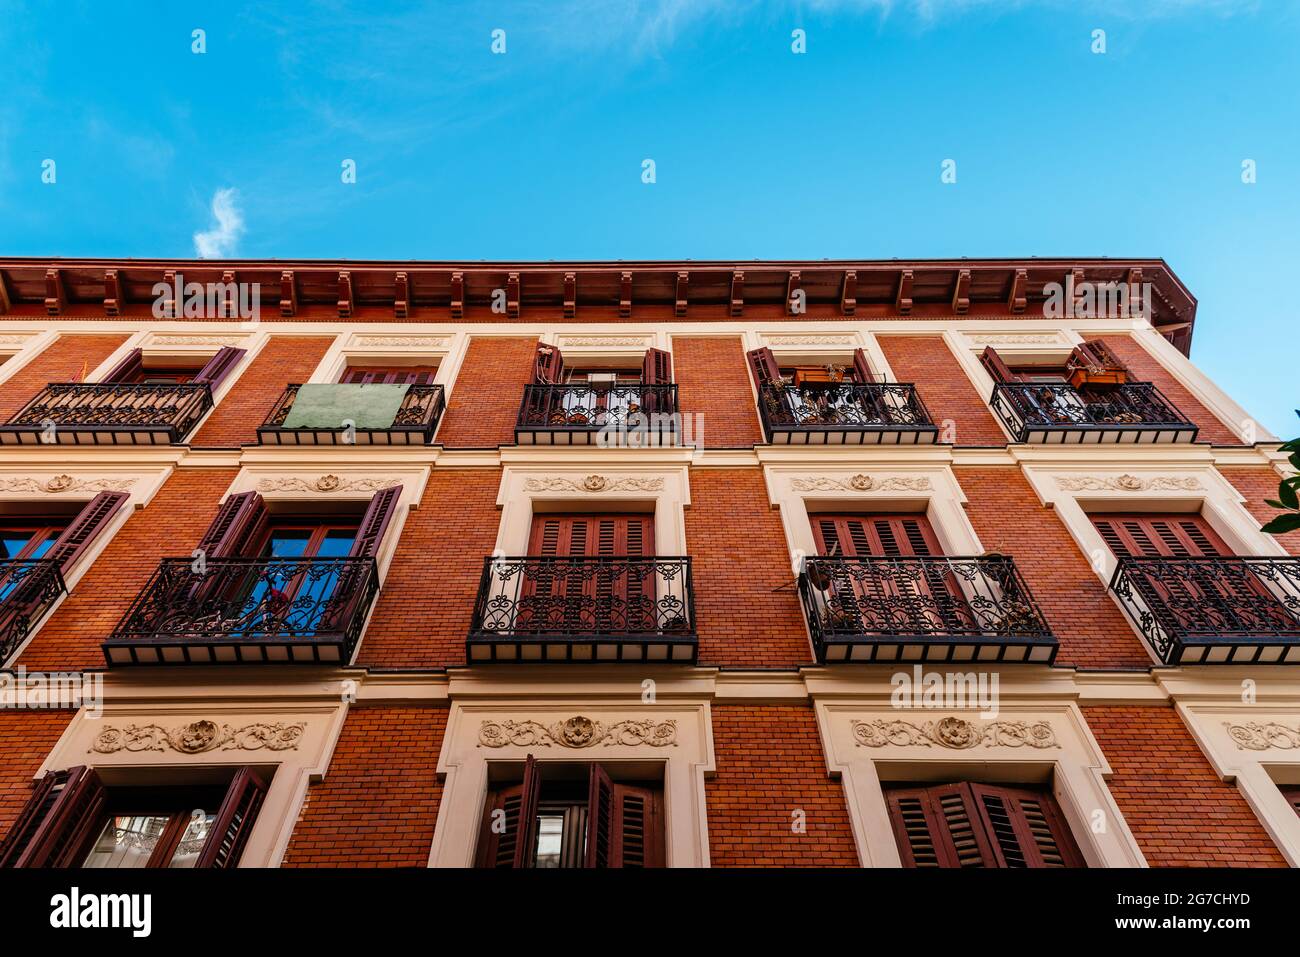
[91,720,306,755]
[851,717,1059,750]
[479,715,678,749]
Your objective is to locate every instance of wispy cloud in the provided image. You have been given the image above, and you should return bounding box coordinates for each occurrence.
[193,188,245,258]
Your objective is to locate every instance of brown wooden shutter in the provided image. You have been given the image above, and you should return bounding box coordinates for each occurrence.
[349,486,402,558]
[1091,514,1230,559]
[534,343,564,384]
[852,348,873,384]
[584,762,614,867]
[969,783,1085,868]
[192,346,247,388]
[196,767,269,868]
[197,491,268,559]
[474,756,541,869]
[745,347,781,387]
[0,766,108,868]
[886,783,996,867]
[101,348,144,383]
[1072,339,1128,374]
[979,346,1016,383]
[810,514,940,558]
[609,782,664,868]
[528,514,654,558]
[44,492,129,571]
[641,347,672,385]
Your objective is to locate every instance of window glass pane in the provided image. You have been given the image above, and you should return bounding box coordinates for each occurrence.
[168,811,216,868]
[29,534,57,559]
[314,529,357,558]
[0,532,34,559]
[83,815,171,869]
[533,813,565,868]
[265,530,311,558]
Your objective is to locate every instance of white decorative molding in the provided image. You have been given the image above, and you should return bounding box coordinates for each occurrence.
[0,334,36,346]
[523,475,665,493]
[965,333,1064,346]
[148,335,247,347]
[851,717,1059,750]
[352,335,449,348]
[1224,721,1300,751]
[90,720,306,755]
[1055,474,1203,493]
[557,336,650,347]
[479,715,678,749]
[256,475,403,494]
[0,475,138,494]
[791,474,931,493]
[765,334,857,346]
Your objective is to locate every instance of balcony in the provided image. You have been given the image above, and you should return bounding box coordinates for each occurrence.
[1109,557,1300,664]
[757,382,938,445]
[0,383,213,446]
[467,556,697,662]
[0,559,67,663]
[103,556,379,665]
[990,382,1197,445]
[797,555,1057,663]
[257,383,445,446]
[516,384,679,446]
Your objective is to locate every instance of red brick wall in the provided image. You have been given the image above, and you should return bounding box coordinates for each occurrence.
[877,335,1006,446]
[1220,466,1300,556]
[0,710,74,846]
[191,336,334,447]
[685,469,813,668]
[954,466,1151,669]
[0,333,129,420]
[435,336,536,447]
[17,468,238,672]
[706,704,858,866]
[1098,334,1239,445]
[1085,705,1285,866]
[283,704,447,867]
[672,336,762,448]
[357,468,502,669]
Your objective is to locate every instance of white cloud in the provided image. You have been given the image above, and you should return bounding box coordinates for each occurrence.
[193,188,245,258]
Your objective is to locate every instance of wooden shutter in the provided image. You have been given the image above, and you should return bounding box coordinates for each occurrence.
[979,346,1016,384]
[852,348,874,384]
[191,346,247,388]
[811,514,940,558]
[641,348,672,385]
[196,767,269,868]
[746,347,781,387]
[583,765,664,868]
[886,782,1082,868]
[0,766,108,868]
[584,762,615,867]
[349,486,402,558]
[528,514,654,558]
[1092,513,1229,559]
[526,515,654,633]
[474,754,541,868]
[534,343,564,384]
[197,491,268,559]
[43,492,129,571]
[341,366,435,385]
[101,348,144,383]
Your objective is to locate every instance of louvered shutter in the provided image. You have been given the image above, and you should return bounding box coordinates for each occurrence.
[584,762,615,868]
[641,348,672,385]
[195,767,268,868]
[969,783,1085,868]
[534,343,564,385]
[609,782,664,868]
[197,491,268,559]
[1092,514,1229,558]
[192,346,247,389]
[349,486,402,559]
[852,348,873,384]
[746,347,781,387]
[476,782,527,867]
[526,515,654,634]
[0,766,108,868]
[101,348,144,383]
[886,783,997,867]
[979,346,1016,384]
[44,492,129,571]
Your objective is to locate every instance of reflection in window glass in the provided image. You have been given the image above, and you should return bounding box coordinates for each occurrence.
[83,815,171,869]
[168,812,215,868]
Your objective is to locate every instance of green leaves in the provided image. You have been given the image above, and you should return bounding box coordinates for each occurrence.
[1262,513,1300,535]
[1264,418,1300,537]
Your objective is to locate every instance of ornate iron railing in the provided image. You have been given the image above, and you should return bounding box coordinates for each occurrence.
[757,382,937,444]
[104,557,379,665]
[797,555,1057,663]
[0,559,67,663]
[468,556,696,662]
[1110,557,1300,664]
[0,382,213,445]
[258,383,445,445]
[516,384,678,444]
[990,381,1197,443]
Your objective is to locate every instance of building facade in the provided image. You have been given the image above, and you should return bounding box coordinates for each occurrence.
[0,256,1295,869]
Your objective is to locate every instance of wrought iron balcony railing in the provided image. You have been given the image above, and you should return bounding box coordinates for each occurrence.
[257,383,446,446]
[516,384,679,445]
[0,382,213,445]
[757,382,938,445]
[103,556,379,665]
[797,555,1057,663]
[1109,556,1300,664]
[990,381,1197,444]
[468,556,697,662]
[0,559,67,664]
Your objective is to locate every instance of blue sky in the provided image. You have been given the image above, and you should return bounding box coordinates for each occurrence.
[0,1,1296,434]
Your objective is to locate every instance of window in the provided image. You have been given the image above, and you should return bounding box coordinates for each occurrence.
[0,767,268,869]
[1281,785,1300,819]
[1092,512,1229,558]
[340,365,437,385]
[0,521,64,561]
[886,781,1084,868]
[476,757,664,868]
[102,346,246,388]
